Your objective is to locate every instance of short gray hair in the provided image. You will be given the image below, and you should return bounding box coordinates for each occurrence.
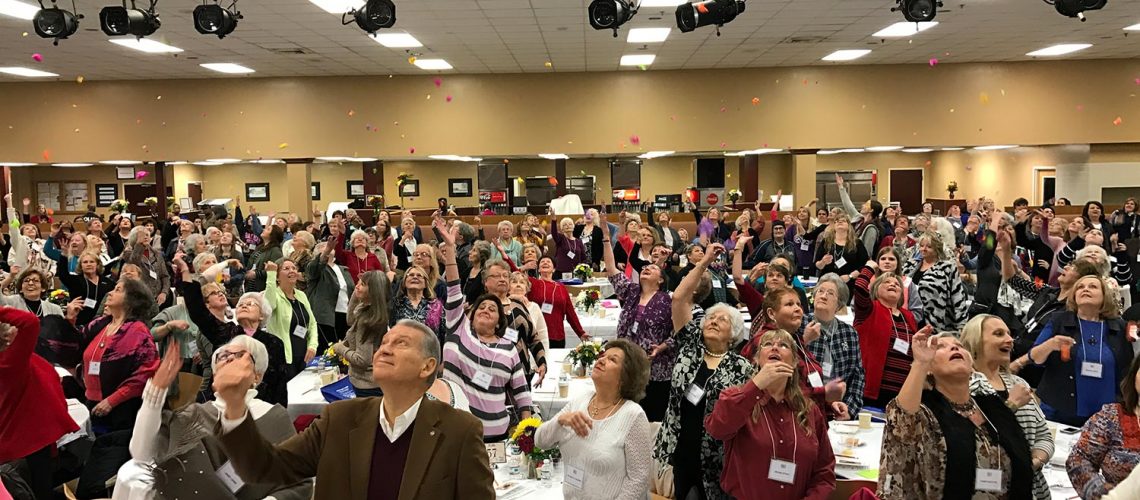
[395,319,441,385]
[816,273,850,305]
[1074,247,1110,277]
[192,252,218,273]
[470,240,494,265]
[704,303,747,346]
[126,225,149,247]
[238,292,272,325]
[185,233,206,251]
[456,222,476,243]
[496,220,515,232]
[349,229,369,245]
[212,335,269,376]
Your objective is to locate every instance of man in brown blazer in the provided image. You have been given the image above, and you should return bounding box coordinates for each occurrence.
[212,319,495,500]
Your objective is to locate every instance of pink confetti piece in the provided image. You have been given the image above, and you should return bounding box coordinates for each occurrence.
[446,95,453,102]
[1113,116,1123,126]
[433,77,442,87]
[409,147,416,154]
[1076,104,1084,112]
[928,58,938,67]
[719,106,727,113]
[629,135,640,145]
[135,171,149,179]
[719,141,727,148]
[31,53,42,62]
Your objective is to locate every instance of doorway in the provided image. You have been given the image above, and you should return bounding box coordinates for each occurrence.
[187,182,203,205]
[1034,167,1056,205]
[123,184,174,216]
[889,168,925,215]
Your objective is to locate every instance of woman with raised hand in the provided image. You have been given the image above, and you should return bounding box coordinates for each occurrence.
[5,194,54,282]
[853,259,919,409]
[493,240,589,349]
[534,339,653,500]
[874,246,924,325]
[438,218,534,442]
[305,239,355,353]
[549,214,588,276]
[389,264,444,344]
[120,225,170,306]
[263,259,319,376]
[601,209,674,422]
[332,270,390,397]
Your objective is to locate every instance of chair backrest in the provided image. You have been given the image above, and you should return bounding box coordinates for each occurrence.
[830,479,878,500]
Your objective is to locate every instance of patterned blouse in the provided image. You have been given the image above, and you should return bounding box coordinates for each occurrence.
[390,294,444,342]
[1066,403,1140,499]
[652,309,754,500]
[610,272,674,381]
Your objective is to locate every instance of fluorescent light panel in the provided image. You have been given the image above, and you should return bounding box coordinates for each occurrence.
[308,0,363,14]
[200,63,254,74]
[193,161,224,166]
[413,59,452,70]
[973,145,1018,150]
[902,148,934,153]
[620,54,656,66]
[627,28,670,43]
[371,33,422,48]
[0,0,38,20]
[639,0,687,6]
[639,151,675,159]
[0,67,58,77]
[539,154,569,160]
[109,38,184,54]
[428,155,481,162]
[251,159,284,164]
[866,146,903,152]
[872,21,938,38]
[1026,44,1091,57]
[52,163,94,167]
[822,49,871,61]
[941,147,965,151]
[99,160,142,165]
[0,162,36,167]
[1125,23,1140,31]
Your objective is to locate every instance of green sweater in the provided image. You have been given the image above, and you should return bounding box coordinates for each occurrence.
[264,270,319,364]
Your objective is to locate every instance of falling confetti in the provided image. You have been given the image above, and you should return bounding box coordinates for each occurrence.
[669,115,676,121]
[544,61,553,68]
[751,97,760,105]
[348,110,355,117]
[928,58,938,67]
[21,32,27,37]
[950,108,955,113]
[31,53,42,62]
[426,94,431,100]
[548,177,558,186]
[408,56,417,65]
[156,95,162,100]
[1076,104,1085,112]
[41,150,50,161]
[135,171,149,179]
[925,160,932,166]
[409,147,416,154]
[73,128,79,133]
[1134,78,1140,85]
[433,77,442,87]
[1113,116,1123,126]
[278,142,289,149]
[75,76,84,84]
[638,65,647,71]
[136,119,142,125]
[141,144,147,150]
[979,92,989,105]
[629,135,640,145]
[365,124,373,131]
[802,79,808,85]
[719,141,727,148]
[445,95,453,102]
[393,121,399,126]
[719,106,727,113]
[1000,89,1006,96]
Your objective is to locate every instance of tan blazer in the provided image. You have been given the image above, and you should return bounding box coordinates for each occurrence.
[217,395,495,500]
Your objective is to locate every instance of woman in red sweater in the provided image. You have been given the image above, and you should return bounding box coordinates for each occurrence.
[853,260,919,409]
[333,226,383,283]
[0,307,79,500]
[494,239,589,348]
[706,328,835,499]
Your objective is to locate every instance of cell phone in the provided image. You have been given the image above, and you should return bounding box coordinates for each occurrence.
[1059,427,1081,435]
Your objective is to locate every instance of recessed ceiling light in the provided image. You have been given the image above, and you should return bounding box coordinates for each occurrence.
[539,154,569,160]
[817,150,840,155]
[639,0,687,6]
[371,33,422,48]
[52,163,94,167]
[1026,44,1091,57]
[0,0,37,20]
[413,59,452,71]
[902,148,934,153]
[941,147,965,151]
[872,21,938,38]
[638,151,674,159]
[1125,23,1140,31]
[822,49,871,62]
[0,162,36,167]
[620,54,656,66]
[193,161,224,166]
[627,27,670,43]
[973,145,1019,150]
[251,159,284,164]
[109,38,184,54]
[200,63,255,74]
[308,0,364,14]
[99,160,142,165]
[0,67,59,78]
[867,146,903,151]
[206,158,241,163]
[428,155,481,162]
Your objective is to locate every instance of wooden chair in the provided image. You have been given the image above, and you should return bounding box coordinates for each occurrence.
[830,478,878,500]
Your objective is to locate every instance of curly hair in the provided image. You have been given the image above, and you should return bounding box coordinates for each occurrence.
[466,293,507,337]
[118,278,157,323]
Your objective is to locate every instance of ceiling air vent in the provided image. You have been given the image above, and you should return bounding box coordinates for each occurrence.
[264,46,315,55]
[782,35,828,44]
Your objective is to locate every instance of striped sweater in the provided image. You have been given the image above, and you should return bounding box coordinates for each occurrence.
[969,371,1054,500]
[440,281,534,441]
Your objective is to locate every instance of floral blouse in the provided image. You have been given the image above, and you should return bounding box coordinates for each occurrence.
[1066,403,1140,499]
[610,272,674,381]
[390,294,444,342]
[652,308,754,499]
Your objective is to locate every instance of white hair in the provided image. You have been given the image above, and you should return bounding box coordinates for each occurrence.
[497,220,515,232]
[212,335,269,376]
[1075,246,1110,277]
[704,303,747,346]
[238,292,272,325]
[930,217,957,258]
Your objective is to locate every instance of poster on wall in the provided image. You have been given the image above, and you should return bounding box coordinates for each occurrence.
[115,167,135,180]
[95,184,118,207]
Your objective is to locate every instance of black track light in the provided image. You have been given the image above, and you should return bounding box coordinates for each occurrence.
[1053,0,1107,21]
[348,0,396,34]
[32,0,83,45]
[194,2,241,39]
[588,0,637,37]
[893,0,941,23]
[100,2,161,37]
[675,0,745,34]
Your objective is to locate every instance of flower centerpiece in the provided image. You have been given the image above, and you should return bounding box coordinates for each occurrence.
[396,172,415,207]
[947,181,959,199]
[572,263,592,282]
[565,339,604,377]
[574,288,601,313]
[316,345,350,374]
[727,188,743,204]
[109,199,129,213]
[510,417,557,478]
[47,289,70,308]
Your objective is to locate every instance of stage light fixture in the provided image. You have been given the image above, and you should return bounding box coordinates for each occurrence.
[1051,0,1106,21]
[194,1,240,38]
[892,0,941,22]
[32,0,82,44]
[675,0,745,34]
[100,1,160,37]
[589,0,637,36]
[344,0,394,34]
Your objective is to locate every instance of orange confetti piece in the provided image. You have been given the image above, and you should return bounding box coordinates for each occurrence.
[1113,116,1123,126]
[41,150,50,161]
[75,76,84,84]
[979,92,989,104]
[751,97,760,105]
[348,110,355,117]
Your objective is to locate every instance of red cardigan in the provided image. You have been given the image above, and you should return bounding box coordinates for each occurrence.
[334,233,384,283]
[526,277,585,342]
[852,266,917,400]
[0,307,78,462]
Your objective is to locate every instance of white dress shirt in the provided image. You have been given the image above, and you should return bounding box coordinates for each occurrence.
[378,397,423,442]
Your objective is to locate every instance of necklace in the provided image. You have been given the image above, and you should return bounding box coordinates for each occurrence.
[948,397,975,417]
[703,347,728,358]
[588,395,621,419]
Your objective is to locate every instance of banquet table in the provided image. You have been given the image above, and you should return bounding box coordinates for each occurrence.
[58,398,90,447]
[563,277,616,299]
[285,368,339,420]
[531,348,593,418]
[827,419,1082,499]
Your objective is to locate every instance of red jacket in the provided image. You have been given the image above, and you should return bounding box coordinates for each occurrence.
[334,233,384,283]
[852,266,916,400]
[526,277,585,342]
[0,307,78,462]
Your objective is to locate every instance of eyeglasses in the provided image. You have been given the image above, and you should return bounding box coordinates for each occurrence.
[206,290,225,300]
[487,273,510,281]
[815,288,838,298]
[214,349,248,364]
[412,251,432,258]
[760,341,793,351]
[22,278,41,284]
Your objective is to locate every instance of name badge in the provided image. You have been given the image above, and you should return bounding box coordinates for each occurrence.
[975,468,1003,492]
[504,327,519,343]
[567,251,575,259]
[684,384,706,405]
[1081,362,1103,379]
[149,270,158,279]
[472,370,494,390]
[292,325,307,338]
[893,338,910,355]
[834,257,847,268]
[88,361,101,375]
[216,461,245,493]
[768,459,797,484]
[712,280,722,289]
[564,465,585,489]
[631,322,639,334]
[800,241,811,251]
[821,362,834,378]
[807,370,824,388]
[541,303,553,314]
[83,298,97,309]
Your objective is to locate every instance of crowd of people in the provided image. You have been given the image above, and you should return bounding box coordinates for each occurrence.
[0,180,1139,500]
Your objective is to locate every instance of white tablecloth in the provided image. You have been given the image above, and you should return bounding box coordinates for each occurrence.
[285,369,339,420]
[493,459,564,499]
[531,349,594,418]
[58,398,90,447]
[827,419,1081,499]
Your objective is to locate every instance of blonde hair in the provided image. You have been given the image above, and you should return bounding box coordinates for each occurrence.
[750,329,814,435]
[414,243,441,292]
[821,213,858,253]
[960,314,1003,368]
[78,250,104,275]
[1065,275,1121,319]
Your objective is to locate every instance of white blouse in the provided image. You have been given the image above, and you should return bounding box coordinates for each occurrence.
[534,389,652,500]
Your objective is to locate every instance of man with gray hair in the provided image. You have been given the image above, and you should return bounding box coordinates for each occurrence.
[213,319,493,500]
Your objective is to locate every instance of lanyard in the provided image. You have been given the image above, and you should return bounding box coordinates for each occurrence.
[290,298,309,328]
[761,404,799,462]
[1079,320,1105,364]
[541,280,554,305]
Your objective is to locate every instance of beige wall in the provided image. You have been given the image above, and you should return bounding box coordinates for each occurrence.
[9,164,179,218]
[6,60,1140,163]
